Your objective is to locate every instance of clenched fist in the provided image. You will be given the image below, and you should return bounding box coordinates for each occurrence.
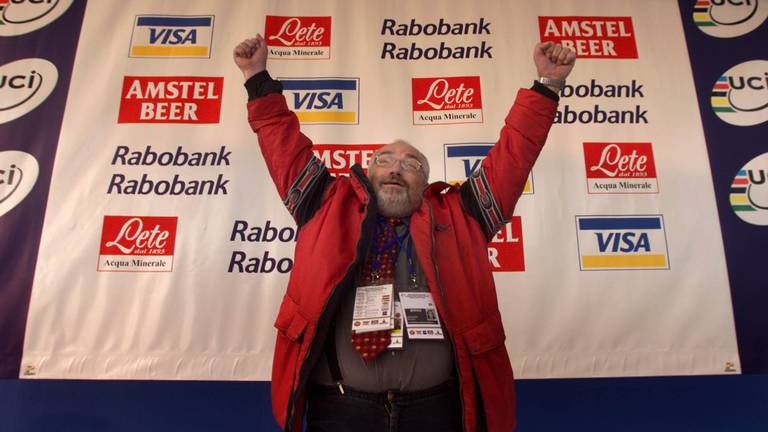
[534,42,576,85]
[233,34,268,81]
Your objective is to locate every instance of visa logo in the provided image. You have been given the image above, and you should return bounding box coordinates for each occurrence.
[450,144,488,177]
[294,92,343,109]
[443,143,533,193]
[281,78,359,124]
[129,15,214,58]
[595,232,649,252]
[576,215,669,271]
[149,28,197,45]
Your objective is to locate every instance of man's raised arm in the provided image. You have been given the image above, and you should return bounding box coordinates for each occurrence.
[460,42,576,240]
[234,35,332,226]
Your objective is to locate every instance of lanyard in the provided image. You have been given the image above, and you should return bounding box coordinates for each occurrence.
[370,217,417,286]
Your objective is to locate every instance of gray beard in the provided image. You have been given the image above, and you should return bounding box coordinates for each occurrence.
[376,188,419,217]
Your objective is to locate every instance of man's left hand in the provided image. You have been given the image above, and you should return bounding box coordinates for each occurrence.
[534,42,576,81]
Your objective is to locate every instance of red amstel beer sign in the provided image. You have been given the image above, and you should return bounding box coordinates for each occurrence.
[118,76,223,124]
[538,16,638,59]
[313,144,384,176]
[488,217,525,272]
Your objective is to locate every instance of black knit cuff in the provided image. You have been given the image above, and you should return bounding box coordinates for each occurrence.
[531,80,560,102]
[244,70,283,100]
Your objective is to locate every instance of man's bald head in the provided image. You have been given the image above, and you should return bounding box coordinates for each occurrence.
[369,140,430,180]
[366,140,430,217]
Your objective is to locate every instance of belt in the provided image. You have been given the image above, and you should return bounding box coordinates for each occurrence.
[309,378,457,405]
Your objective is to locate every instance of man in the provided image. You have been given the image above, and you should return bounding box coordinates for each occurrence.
[234,34,575,432]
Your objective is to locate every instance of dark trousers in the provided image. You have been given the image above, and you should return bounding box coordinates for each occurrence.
[306,380,463,432]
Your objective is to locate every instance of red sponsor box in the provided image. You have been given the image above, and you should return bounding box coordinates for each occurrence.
[100,216,178,256]
[265,16,331,47]
[412,76,482,112]
[118,76,223,124]
[583,142,657,179]
[487,217,524,272]
[98,216,178,272]
[538,16,638,59]
[583,142,659,194]
[313,144,384,176]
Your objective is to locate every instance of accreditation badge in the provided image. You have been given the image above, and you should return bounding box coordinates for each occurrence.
[399,292,444,340]
[352,284,395,333]
[387,300,404,349]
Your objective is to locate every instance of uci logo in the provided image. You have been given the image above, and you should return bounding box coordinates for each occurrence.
[711,60,768,126]
[730,152,768,225]
[0,150,39,217]
[718,73,768,111]
[693,0,768,37]
[0,58,58,124]
[0,0,74,36]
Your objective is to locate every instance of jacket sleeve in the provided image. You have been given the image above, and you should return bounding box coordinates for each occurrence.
[245,71,333,227]
[460,83,558,240]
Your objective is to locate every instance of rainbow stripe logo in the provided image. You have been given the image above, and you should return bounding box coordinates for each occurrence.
[692,0,767,37]
[693,0,716,27]
[0,0,7,26]
[730,153,768,225]
[730,170,756,212]
[710,76,736,113]
[710,61,768,126]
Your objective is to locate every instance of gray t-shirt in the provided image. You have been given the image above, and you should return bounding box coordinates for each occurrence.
[310,229,454,392]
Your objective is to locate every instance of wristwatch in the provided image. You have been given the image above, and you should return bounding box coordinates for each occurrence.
[538,77,566,91]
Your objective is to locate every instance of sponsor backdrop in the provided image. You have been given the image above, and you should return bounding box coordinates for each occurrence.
[0,0,765,383]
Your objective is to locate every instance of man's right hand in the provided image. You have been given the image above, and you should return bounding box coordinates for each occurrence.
[233,34,268,81]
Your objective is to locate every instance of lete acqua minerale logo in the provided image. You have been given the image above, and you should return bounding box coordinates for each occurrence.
[0,0,74,36]
[0,58,58,124]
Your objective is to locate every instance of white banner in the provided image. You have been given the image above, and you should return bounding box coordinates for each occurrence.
[20,0,739,380]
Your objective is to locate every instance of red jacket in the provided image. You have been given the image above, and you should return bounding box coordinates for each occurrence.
[247,87,557,432]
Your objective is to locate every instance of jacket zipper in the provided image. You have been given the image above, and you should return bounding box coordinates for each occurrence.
[285,167,376,431]
[425,200,467,432]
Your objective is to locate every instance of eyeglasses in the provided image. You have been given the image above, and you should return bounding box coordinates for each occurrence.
[373,154,424,172]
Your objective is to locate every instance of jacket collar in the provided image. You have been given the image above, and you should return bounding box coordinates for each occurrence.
[350,164,374,204]
[423,181,454,197]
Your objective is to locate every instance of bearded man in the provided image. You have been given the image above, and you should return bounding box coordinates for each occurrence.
[234,34,575,432]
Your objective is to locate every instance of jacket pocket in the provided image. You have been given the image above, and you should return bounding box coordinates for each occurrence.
[271,294,309,428]
[462,312,516,432]
[274,294,308,341]
[463,312,506,355]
